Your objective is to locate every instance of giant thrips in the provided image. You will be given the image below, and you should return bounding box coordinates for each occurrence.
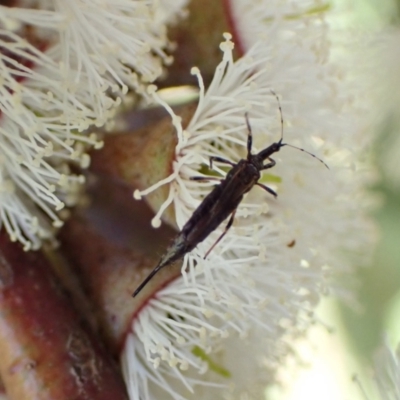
[133,91,328,297]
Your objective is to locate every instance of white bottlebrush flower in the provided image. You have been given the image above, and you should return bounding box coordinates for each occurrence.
[154,0,190,25]
[0,0,178,249]
[3,0,172,90]
[124,6,376,396]
[226,0,331,55]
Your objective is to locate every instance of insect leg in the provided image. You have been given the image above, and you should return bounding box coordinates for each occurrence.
[190,176,222,182]
[209,156,235,169]
[203,209,237,259]
[256,183,277,198]
[245,112,253,157]
[261,157,276,170]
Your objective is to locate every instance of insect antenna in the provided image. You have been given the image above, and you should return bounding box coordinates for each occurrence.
[270,89,284,142]
[283,143,329,169]
[270,89,329,169]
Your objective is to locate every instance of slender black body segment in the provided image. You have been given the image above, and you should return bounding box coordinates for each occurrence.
[182,161,260,246]
[133,93,328,297]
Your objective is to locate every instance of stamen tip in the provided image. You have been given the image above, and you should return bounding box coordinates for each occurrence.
[151,217,162,228]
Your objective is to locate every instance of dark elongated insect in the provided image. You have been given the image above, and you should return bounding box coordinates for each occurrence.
[133,92,328,297]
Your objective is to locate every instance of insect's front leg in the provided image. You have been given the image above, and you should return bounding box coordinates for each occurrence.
[261,157,276,170]
[209,156,235,170]
[245,112,253,157]
[190,176,222,182]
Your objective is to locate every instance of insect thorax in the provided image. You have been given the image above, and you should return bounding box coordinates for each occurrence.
[249,154,265,171]
[237,160,260,186]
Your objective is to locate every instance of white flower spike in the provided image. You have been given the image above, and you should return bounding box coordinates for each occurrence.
[0,0,177,249]
[127,27,375,399]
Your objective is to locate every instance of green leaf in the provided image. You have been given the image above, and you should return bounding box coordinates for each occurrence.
[262,3,331,22]
[259,173,282,184]
[192,346,231,378]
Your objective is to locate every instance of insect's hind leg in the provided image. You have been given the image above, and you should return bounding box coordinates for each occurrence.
[203,209,237,259]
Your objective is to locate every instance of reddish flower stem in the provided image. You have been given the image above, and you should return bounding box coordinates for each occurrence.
[58,179,181,355]
[0,231,128,400]
[161,0,240,88]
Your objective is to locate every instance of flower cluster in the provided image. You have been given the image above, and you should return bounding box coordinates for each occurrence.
[127,24,375,397]
[0,1,379,399]
[0,0,175,249]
